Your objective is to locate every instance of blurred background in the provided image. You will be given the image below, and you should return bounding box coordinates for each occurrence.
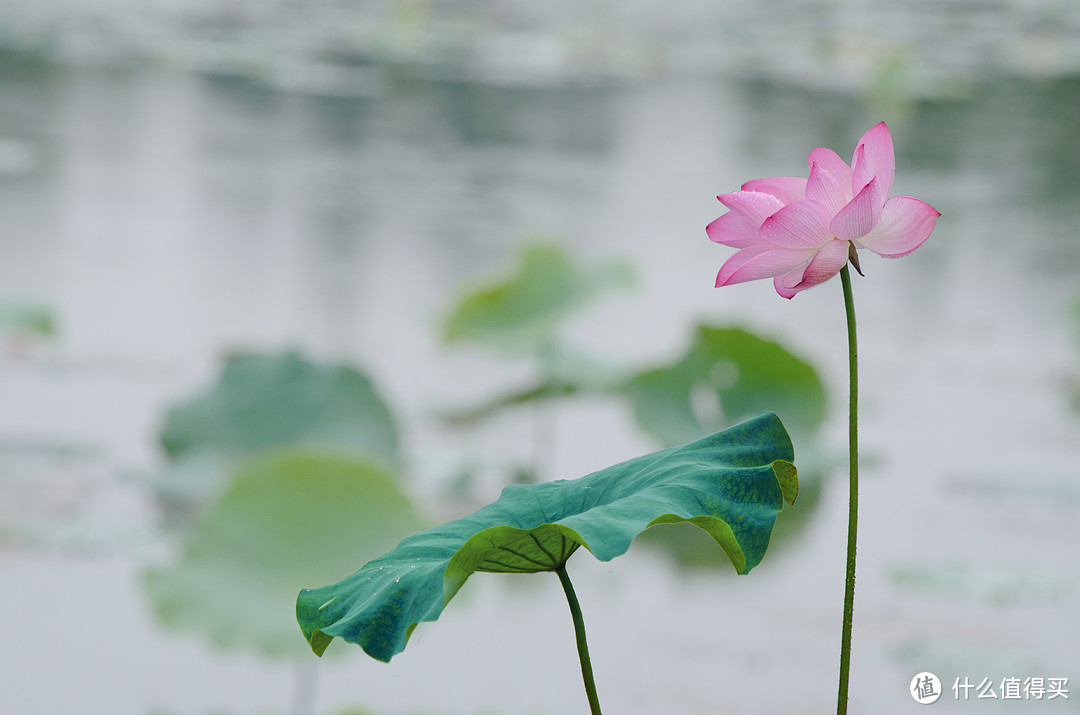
[2,1,1079,713]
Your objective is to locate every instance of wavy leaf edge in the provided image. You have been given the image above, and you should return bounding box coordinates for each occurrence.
[297,412,797,661]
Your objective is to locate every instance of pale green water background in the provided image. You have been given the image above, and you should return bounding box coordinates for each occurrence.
[1,3,1079,714]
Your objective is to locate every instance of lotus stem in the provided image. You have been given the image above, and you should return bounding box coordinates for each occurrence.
[556,563,603,715]
[836,264,859,714]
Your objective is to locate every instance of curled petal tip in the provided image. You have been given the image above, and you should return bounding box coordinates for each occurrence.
[772,275,799,299]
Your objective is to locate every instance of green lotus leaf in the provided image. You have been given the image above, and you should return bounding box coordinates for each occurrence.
[160,351,399,466]
[443,242,633,352]
[624,326,826,446]
[297,412,797,662]
[144,450,425,657]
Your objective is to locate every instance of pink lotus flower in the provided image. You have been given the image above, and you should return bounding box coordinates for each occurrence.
[707,122,940,299]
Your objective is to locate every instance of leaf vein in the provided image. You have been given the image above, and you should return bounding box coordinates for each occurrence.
[494,545,554,569]
[529,532,558,564]
[480,555,547,572]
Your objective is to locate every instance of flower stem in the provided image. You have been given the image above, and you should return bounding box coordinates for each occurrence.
[556,563,603,715]
[836,264,859,715]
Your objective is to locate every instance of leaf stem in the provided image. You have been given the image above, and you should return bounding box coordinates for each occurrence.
[836,264,859,715]
[556,563,603,715]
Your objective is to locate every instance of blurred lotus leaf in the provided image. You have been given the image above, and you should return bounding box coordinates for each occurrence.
[623,326,826,568]
[160,351,399,466]
[144,452,236,525]
[144,450,426,657]
[297,412,796,662]
[0,303,57,340]
[439,348,627,428]
[443,242,633,352]
[624,326,826,446]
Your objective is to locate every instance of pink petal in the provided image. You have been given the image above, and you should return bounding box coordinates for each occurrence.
[795,239,851,287]
[775,262,810,293]
[805,160,849,217]
[774,239,850,298]
[759,199,834,249]
[850,145,888,218]
[855,196,940,258]
[717,191,786,229]
[706,210,758,248]
[773,274,802,300]
[851,121,894,201]
[807,147,853,200]
[716,244,813,287]
[830,178,881,241]
[740,177,807,205]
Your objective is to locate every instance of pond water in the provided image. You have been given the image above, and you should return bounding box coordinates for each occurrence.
[1,35,1079,715]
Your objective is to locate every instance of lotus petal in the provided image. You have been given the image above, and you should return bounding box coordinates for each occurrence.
[807,147,853,199]
[851,121,894,201]
[760,200,834,249]
[716,244,812,287]
[740,176,807,204]
[830,178,881,241]
[717,190,787,228]
[707,210,759,248]
[856,196,941,258]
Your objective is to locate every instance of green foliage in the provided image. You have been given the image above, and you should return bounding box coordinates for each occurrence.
[0,303,57,339]
[297,412,797,662]
[624,326,826,446]
[443,242,632,352]
[621,327,825,566]
[160,351,399,466]
[144,450,426,658]
[440,322,825,451]
[638,467,822,568]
